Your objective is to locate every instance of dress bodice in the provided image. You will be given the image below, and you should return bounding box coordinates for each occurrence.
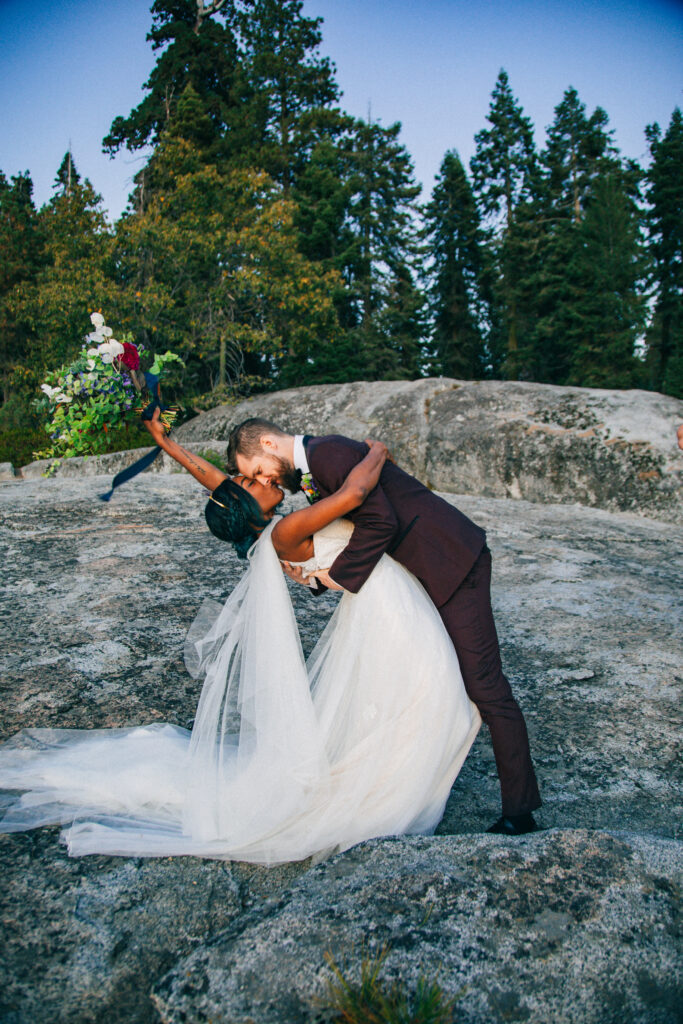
[293,519,354,577]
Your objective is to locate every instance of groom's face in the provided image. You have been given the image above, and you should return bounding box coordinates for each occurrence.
[236,445,301,495]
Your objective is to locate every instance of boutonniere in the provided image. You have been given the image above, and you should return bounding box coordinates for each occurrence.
[301,472,321,504]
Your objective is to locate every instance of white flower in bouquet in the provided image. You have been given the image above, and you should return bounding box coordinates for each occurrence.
[40,384,72,403]
[96,339,125,364]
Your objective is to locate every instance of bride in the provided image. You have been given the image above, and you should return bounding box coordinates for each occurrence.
[0,414,480,864]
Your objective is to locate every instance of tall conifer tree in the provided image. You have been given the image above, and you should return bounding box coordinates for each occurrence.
[423,151,485,378]
[113,134,339,397]
[470,70,538,378]
[103,0,243,162]
[645,108,683,397]
[0,172,46,401]
[533,88,644,386]
[343,118,425,379]
[237,0,340,191]
[20,153,116,373]
[565,173,646,386]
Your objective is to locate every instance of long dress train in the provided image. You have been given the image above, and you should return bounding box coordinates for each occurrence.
[0,519,480,864]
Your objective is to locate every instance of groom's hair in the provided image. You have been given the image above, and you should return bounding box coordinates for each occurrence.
[227,418,289,471]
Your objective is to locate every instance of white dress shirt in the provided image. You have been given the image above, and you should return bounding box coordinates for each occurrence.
[293,435,310,476]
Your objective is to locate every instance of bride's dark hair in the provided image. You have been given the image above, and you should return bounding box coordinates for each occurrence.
[204,479,269,558]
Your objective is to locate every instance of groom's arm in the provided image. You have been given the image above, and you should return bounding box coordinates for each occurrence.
[308,437,399,593]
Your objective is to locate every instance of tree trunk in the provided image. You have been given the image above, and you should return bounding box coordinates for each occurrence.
[219,333,226,389]
[195,0,228,34]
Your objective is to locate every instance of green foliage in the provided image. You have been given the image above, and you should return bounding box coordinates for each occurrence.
[1,13,678,427]
[532,91,646,387]
[322,946,456,1024]
[644,108,683,397]
[470,70,539,378]
[11,155,119,378]
[103,0,243,161]
[236,0,340,190]
[470,69,537,230]
[113,146,341,393]
[0,170,47,398]
[341,118,426,379]
[566,172,647,387]
[196,446,227,470]
[424,151,486,378]
[0,393,45,468]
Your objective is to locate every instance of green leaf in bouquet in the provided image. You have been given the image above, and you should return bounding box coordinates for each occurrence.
[149,351,185,376]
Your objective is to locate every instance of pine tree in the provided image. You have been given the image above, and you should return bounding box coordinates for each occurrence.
[292,135,355,269]
[24,152,117,370]
[54,150,77,198]
[290,131,364,381]
[533,88,644,386]
[645,108,683,397]
[470,70,538,378]
[542,88,616,225]
[105,0,343,205]
[237,0,340,192]
[423,151,486,378]
[0,172,46,401]
[343,118,425,379]
[566,172,646,386]
[103,0,244,163]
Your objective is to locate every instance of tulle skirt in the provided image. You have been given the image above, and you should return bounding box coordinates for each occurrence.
[0,523,480,863]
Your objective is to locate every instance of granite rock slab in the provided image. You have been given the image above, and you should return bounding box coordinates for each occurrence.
[20,380,683,522]
[0,474,681,1022]
[153,829,682,1024]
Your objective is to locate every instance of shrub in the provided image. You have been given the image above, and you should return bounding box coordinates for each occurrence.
[0,395,45,468]
[197,448,227,471]
[0,393,153,470]
[322,946,456,1024]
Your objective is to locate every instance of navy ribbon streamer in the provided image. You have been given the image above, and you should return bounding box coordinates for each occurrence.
[99,372,166,502]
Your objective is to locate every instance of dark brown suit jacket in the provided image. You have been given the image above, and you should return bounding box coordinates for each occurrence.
[306,435,485,607]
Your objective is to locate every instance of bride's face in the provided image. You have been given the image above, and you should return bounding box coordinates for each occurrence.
[233,475,284,517]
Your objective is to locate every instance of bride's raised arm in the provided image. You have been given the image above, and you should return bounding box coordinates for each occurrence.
[143,408,228,493]
[271,440,389,562]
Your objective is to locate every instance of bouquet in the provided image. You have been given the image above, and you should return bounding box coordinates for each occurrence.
[34,312,184,466]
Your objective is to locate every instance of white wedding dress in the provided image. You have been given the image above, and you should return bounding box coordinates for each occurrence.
[0,519,480,864]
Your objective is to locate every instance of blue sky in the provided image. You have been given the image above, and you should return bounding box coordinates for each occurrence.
[1,0,681,221]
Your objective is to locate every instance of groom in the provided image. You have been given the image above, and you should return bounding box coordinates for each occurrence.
[227,420,541,835]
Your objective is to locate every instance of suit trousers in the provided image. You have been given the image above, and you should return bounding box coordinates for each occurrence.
[438,545,541,817]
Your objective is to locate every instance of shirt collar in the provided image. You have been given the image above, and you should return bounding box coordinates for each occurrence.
[293,435,310,475]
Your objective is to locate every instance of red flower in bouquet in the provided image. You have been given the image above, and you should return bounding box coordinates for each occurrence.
[119,342,140,371]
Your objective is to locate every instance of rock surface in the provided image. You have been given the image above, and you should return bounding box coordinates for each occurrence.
[20,379,683,522]
[175,378,683,523]
[0,473,681,1023]
[153,830,681,1024]
[21,442,226,482]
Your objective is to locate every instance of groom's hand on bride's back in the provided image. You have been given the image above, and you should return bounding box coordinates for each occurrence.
[309,570,344,591]
[281,562,310,586]
[280,562,344,592]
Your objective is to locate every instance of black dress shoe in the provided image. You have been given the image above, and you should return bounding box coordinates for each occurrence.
[486,813,539,836]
